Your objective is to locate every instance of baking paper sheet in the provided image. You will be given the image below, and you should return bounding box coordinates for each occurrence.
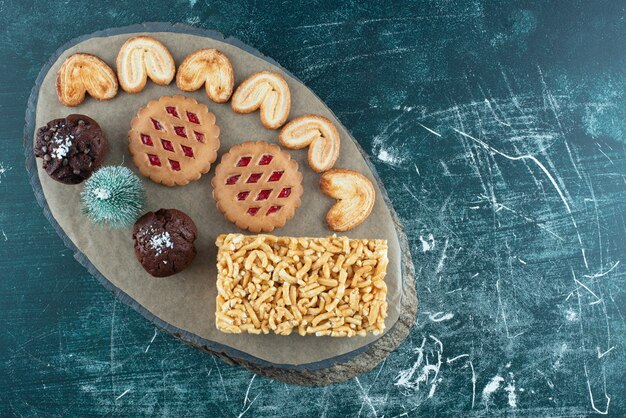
[34,31,402,365]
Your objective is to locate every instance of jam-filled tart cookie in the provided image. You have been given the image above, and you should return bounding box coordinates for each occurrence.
[212,141,303,233]
[128,95,220,187]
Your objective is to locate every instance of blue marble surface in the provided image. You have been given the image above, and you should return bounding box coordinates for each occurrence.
[1,1,625,416]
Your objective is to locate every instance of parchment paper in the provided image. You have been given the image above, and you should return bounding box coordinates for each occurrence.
[34,31,402,365]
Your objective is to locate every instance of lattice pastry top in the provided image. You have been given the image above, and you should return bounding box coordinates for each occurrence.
[212,141,303,232]
[128,95,220,187]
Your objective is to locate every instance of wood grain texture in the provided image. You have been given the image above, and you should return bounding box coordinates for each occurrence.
[2,0,626,416]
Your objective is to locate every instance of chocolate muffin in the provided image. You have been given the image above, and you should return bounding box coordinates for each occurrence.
[34,114,108,184]
[132,209,198,277]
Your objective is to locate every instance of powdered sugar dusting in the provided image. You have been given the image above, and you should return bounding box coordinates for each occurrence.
[149,231,174,255]
[51,132,74,160]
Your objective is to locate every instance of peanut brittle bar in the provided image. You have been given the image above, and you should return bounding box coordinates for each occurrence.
[215,234,389,337]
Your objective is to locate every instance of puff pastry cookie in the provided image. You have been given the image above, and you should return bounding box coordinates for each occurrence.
[116,36,176,93]
[279,114,340,172]
[320,168,375,232]
[231,71,291,129]
[56,53,118,107]
[176,48,234,103]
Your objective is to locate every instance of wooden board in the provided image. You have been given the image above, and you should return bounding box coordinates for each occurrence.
[24,23,418,385]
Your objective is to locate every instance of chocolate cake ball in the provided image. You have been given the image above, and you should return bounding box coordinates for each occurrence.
[132,209,198,277]
[34,114,108,184]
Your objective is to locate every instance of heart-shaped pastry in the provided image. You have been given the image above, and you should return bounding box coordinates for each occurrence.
[176,48,234,103]
[56,53,118,107]
[320,168,375,232]
[279,114,340,172]
[231,71,291,129]
[116,36,176,93]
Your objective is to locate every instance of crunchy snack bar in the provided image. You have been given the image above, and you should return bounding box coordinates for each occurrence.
[215,234,388,337]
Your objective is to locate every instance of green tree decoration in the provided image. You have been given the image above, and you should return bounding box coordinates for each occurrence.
[81,166,146,228]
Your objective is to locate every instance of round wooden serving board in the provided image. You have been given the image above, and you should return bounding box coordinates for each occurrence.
[24,23,417,386]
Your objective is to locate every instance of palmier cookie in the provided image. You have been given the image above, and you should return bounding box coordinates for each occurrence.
[176,49,234,103]
[128,95,220,187]
[117,36,175,93]
[279,114,340,172]
[34,114,108,185]
[320,168,375,232]
[56,53,118,107]
[212,141,303,233]
[231,71,291,129]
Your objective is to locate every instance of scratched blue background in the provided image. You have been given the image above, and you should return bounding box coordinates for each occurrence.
[1,1,625,416]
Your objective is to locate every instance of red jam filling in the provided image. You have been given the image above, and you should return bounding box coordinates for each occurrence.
[237,156,252,167]
[278,187,291,198]
[187,111,199,124]
[237,191,250,201]
[141,134,153,146]
[181,145,194,158]
[151,118,163,130]
[259,154,273,165]
[256,189,272,200]
[161,139,174,152]
[169,160,181,171]
[148,154,161,166]
[268,171,284,182]
[247,207,260,216]
[174,126,187,138]
[266,205,281,215]
[226,175,240,185]
[246,173,263,183]
[166,106,179,118]
[194,131,205,142]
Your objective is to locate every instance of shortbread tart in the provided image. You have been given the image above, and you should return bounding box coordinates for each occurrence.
[176,48,234,103]
[279,114,340,172]
[117,36,176,93]
[128,95,220,187]
[56,53,118,107]
[231,71,291,129]
[216,234,389,337]
[212,141,303,233]
[320,168,375,232]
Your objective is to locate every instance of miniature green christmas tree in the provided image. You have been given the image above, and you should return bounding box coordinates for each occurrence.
[81,166,145,228]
